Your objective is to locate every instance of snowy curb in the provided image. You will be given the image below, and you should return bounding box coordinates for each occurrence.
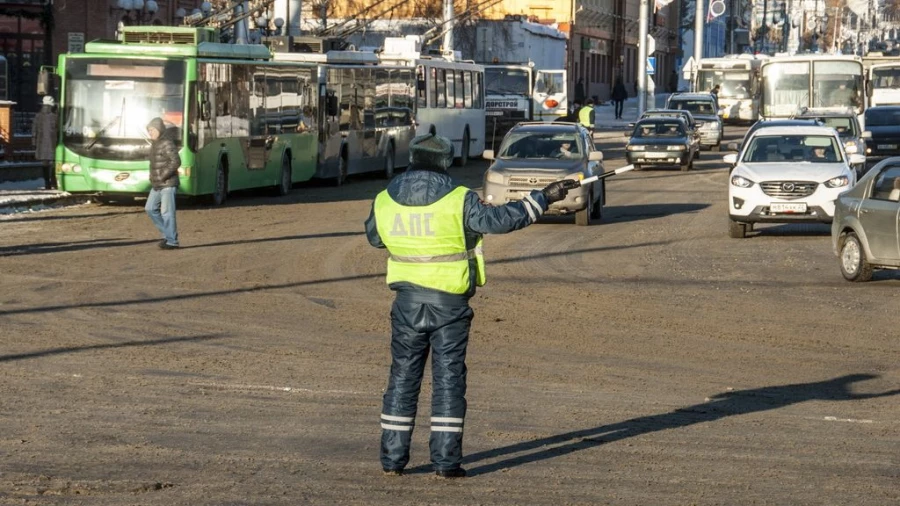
[0,192,92,215]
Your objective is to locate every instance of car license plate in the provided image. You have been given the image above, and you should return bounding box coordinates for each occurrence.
[770,203,807,213]
[877,144,897,150]
[644,152,667,158]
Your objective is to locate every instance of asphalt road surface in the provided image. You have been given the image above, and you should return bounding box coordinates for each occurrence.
[2,125,898,505]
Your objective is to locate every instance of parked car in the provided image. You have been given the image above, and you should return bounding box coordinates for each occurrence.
[795,109,869,175]
[832,157,900,281]
[624,117,697,171]
[724,125,865,238]
[482,122,605,226]
[863,106,900,160]
[666,92,723,151]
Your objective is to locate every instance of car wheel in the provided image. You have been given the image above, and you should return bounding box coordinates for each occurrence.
[839,233,873,282]
[728,219,746,239]
[576,192,592,226]
[632,164,642,171]
[590,187,602,219]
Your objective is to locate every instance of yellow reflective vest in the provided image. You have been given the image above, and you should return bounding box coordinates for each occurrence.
[578,105,594,128]
[374,186,486,294]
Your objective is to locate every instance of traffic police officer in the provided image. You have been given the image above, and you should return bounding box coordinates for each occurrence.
[578,98,596,133]
[365,134,576,478]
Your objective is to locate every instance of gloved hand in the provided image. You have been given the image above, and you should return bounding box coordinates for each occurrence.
[541,179,581,204]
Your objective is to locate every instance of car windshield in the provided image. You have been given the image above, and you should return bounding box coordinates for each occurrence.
[865,108,900,127]
[633,122,685,138]
[743,135,842,163]
[669,99,715,115]
[498,132,582,159]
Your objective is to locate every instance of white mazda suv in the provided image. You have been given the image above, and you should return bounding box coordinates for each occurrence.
[723,125,865,238]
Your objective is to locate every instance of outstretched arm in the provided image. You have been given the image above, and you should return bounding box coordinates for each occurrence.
[463,190,548,235]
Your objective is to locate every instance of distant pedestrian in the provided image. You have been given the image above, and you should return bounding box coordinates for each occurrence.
[710,84,720,100]
[668,70,679,93]
[574,77,586,105]
[145,117,181,250]
[32,95,58,190]
[611,77,628,120]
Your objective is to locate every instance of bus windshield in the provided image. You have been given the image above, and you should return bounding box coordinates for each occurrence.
[485,68,530,95]
[872,66,900,89]
[63,58,185,161]
[697,70,751,99]
[813,61,863,110]
[762,61,810,117]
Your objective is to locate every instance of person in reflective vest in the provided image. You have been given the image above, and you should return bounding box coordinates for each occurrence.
[578,98,596,132]
[365,134,576,478]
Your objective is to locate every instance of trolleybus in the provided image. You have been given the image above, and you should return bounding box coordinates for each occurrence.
[43,26,319,205]
[759,54,866,127]
[693,54,766,123]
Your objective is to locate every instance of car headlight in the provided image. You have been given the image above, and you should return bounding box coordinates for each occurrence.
[626,145,643,151]
[824,175,850,188]
[730,175,754,188]
[843,141,858,154]
[485,171,505,184]
[667,145,686,151]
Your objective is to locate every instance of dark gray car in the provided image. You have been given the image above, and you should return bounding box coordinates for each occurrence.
[831,157,900,281]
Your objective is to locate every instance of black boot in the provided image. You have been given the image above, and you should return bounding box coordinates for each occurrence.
[435,468,466,478]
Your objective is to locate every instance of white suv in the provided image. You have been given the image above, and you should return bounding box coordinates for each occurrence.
[724,125,865,238]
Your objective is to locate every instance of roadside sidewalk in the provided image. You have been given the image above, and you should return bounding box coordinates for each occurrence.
[593,93,672,140]
[0,178,89,216]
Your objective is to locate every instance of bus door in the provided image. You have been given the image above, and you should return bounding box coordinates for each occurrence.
[246,71,270,170]
[361,68,379,163]
[533,69,567,121]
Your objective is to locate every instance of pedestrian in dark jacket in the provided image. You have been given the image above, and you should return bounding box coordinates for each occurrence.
[611,77,628,120]
[574,77,586,104]
[32,95,58,189]
[365,134,576,479]
[145,117,181,249]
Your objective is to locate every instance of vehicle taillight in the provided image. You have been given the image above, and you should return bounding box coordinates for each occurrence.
[544,99,559,109]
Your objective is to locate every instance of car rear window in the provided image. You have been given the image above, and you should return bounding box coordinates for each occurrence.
[669,100,715,115]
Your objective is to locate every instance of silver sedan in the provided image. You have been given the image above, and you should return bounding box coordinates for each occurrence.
[832,157,900,281]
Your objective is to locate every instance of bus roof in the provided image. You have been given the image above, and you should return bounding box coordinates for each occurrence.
[84,26,272,60]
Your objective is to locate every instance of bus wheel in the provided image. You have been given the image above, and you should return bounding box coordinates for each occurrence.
[277,154,292,196]
[333,153,348,186]
[212,160,228,206]
[454,130,470,167]
[384,143,395,179]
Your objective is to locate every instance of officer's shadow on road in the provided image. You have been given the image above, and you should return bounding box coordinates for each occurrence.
[454,374,899,477]
[600,203,710,224]
[0,334,226,362]
[0,238,157,257]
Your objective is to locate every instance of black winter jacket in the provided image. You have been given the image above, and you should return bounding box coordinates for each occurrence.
[148,127,181,189]
[365,166,550,305]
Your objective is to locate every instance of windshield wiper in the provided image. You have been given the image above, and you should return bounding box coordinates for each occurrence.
[87,97,126,149]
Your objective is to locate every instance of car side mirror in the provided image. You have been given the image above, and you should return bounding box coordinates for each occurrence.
[861,131,872,140]
[627,122,635,128]
[589,151,603,161]
[482,149,494,161]
[849,153,866,165]
[726,142,739,151]
[723,153,738,165]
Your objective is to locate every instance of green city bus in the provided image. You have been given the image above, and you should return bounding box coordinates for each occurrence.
[42,26,319,204]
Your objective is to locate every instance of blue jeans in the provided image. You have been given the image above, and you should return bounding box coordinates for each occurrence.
[145,187,179,246]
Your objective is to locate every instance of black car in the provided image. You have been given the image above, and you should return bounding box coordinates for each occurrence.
[625,117,697,171]
[864,106,900,159]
